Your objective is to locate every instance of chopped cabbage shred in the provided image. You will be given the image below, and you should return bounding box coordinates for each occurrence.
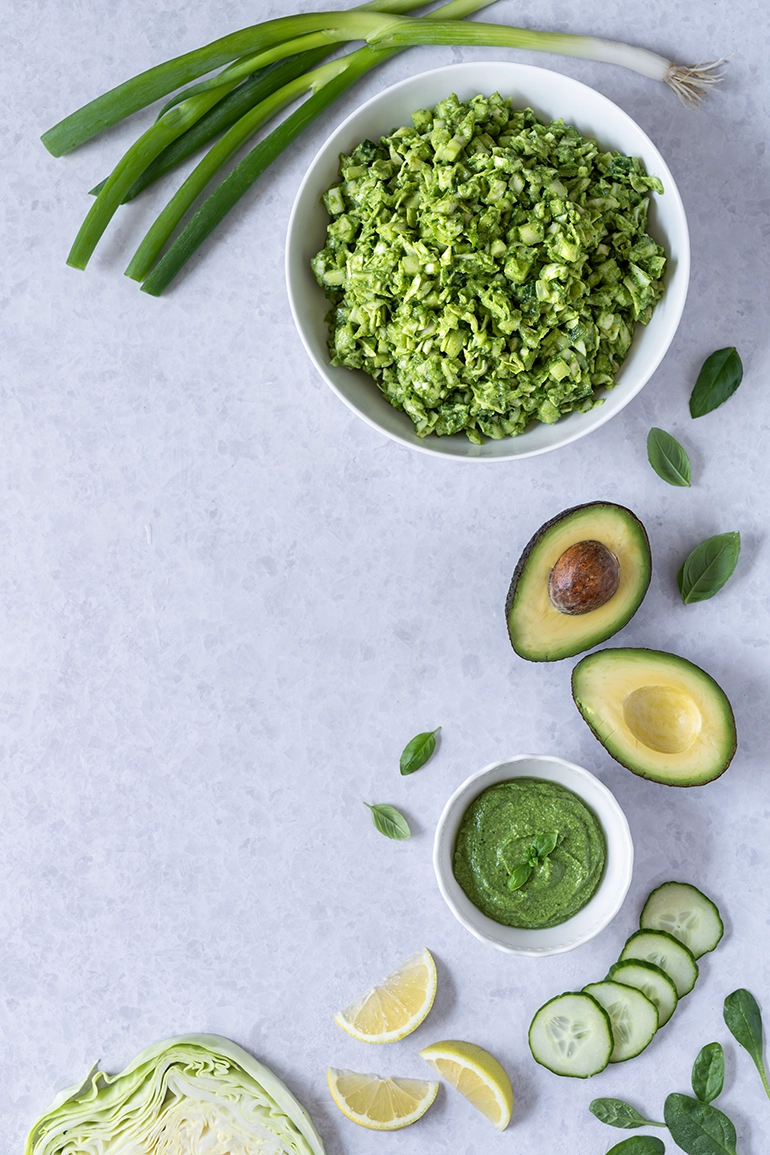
[312,92,666,443]
[25,1035,326,1155]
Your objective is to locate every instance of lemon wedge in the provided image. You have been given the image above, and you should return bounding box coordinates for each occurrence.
[334,948,437,1044]
[327,1067,438,1130]
[419,1039,513,1131]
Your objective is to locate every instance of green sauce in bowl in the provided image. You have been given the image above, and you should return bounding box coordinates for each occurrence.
[452,777,606,928]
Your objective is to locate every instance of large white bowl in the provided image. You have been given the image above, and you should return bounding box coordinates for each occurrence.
[286,61,689,460]
[433,754,633,955]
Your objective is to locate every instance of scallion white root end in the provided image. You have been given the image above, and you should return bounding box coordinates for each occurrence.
[665,55,732,108]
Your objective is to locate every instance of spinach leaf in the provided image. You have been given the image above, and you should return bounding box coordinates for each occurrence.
[590,1098,665,1129]
[678,532,740,604]
[664,1093,737,1155]
[364,802,411,840]
[399,727,440,775]
[692,1042,725,1103]
[647,427,691,487]
[606,1138,666,1155]
[531,831,559,859]
[690,347,743,418]
[724,988,770,1099]
[507,863,533,891]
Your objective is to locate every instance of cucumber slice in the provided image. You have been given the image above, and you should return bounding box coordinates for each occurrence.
[583,980,658,1062]
[529,992,613,1078]
[619,930,698,998]
[640,881,724,959]
[608,960,679,1028]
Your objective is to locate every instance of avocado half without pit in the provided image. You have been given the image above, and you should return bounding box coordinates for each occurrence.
[506,502,651,661]
[572,648,737,786]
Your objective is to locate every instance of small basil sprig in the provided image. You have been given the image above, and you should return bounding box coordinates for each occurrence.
[606,1138,666,1155]
[590,1098,665,1129]
[364,803,410,840]
[663,1093,737,1155]
[647,427,691,487]
[507,831,559,891]
[691,1043,725,1104]
[678,532,740,604]
[400,727,440,776]
[690,347,743,418]
[724,988,770,1099]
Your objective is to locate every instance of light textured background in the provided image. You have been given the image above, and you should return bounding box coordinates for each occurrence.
[2,1,769,1152]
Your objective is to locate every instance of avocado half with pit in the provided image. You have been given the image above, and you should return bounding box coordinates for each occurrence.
[572,647,737,786]
[506,502,651,661]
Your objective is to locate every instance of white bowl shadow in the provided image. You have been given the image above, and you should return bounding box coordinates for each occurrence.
[286,61,690,461]
[433,754,634,956]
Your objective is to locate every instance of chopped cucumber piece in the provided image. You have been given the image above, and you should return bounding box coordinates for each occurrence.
[608,960,679,1027]
[619,930,698,998]
[529,992,613,1078]
[583,980,658,1062]
[640,881,724,959]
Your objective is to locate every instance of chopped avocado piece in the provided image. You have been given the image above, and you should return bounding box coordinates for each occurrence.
[505,502,651,661]
[572,647,737,786]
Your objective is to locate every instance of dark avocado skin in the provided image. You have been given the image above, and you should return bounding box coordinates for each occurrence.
[571,646,738,787]
[505,501,652,661]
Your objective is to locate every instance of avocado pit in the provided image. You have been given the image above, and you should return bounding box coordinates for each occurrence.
[548,539,621,616]
[622,684,702,754]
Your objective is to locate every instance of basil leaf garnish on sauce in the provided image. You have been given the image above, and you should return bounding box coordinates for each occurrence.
[531,831,559,859]
[400,727,440,775]
[647,427,691,487]
[690,347,743,418]
[364,803,411,840]
[678,532,740,604]
[507,863,533,891]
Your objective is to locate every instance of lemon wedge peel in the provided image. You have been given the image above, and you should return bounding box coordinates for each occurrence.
[326,1067,439,1130]
[419,1039,513,1131]
[334,947,437,1044]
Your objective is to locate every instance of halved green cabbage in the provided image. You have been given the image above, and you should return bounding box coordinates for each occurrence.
[25,1034,326,1155]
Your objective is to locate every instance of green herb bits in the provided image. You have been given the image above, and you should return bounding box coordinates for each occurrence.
[313,93,666,443]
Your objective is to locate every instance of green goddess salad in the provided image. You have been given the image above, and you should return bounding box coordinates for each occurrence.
[311,92,666,443]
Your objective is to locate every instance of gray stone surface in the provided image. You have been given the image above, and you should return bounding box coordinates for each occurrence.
[2,1,768,1151]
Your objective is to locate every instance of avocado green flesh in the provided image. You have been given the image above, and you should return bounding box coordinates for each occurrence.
[506,502,651,662]
[452,777,606,928]
[572,647,737,786]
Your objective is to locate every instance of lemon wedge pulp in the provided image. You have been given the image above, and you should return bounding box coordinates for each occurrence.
[419,1039,513,1131]
[327,1068,438,1130]
[334,947,437,1044]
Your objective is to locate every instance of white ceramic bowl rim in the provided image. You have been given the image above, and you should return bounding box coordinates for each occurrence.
[286,61,690,461]
[433,753,634,956]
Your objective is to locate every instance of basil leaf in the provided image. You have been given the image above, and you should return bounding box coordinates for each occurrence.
[590,1098,664,1129]
[724,988,770,1099]
[507,863,533,891]
[606,1138,666,1155]
[399,727,440,775]
[647,427,691,487]
[531,831,559,859]
[664,1093,737,1155]
[364,803,411,840]
[692,1042,725,1104]
[690,347,743,418]
[678,532,741,604]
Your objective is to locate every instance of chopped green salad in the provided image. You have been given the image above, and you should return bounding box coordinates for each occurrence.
[312,92,666,443]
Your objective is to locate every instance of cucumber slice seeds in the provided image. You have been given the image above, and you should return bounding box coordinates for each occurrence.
[619,930,698,998]
[582,980,659,1062]
[529,992,613,1078]
[608,960,679,1028]
[640,881,724,959]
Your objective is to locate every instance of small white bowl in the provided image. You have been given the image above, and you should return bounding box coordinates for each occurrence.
[286,61,689,461]
[433,754,633,955]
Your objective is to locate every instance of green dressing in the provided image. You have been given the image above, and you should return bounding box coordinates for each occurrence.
[453,777,606,928]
